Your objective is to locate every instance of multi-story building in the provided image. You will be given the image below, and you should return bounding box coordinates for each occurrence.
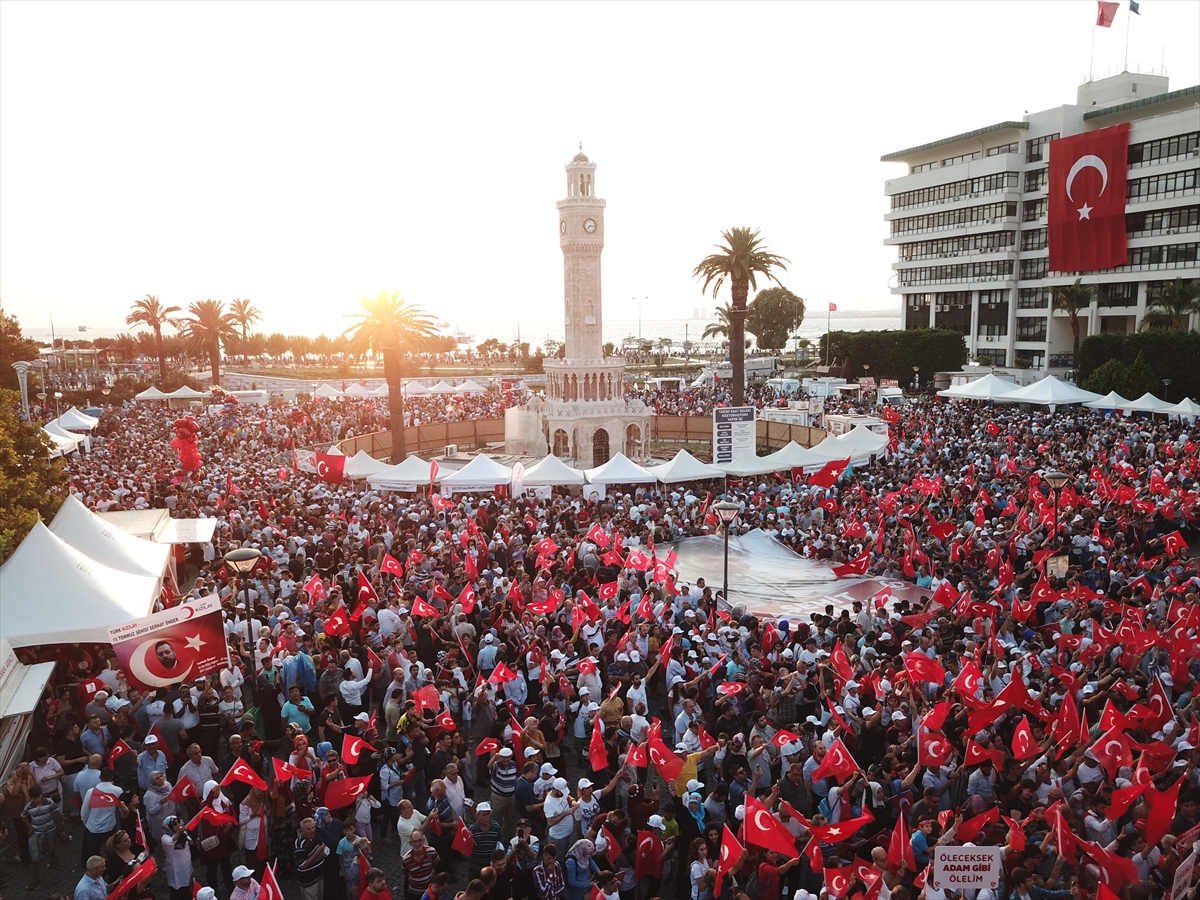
[882,71,1199,374]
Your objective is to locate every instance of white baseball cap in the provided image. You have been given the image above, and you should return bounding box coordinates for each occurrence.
[648,815,665,829]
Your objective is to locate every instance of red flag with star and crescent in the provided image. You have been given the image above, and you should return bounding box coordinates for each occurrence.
[1048,123,1130,272]
[634,831,663,881]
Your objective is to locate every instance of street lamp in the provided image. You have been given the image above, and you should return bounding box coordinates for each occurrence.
[912,366,920,392]
[1162,378,1173,403]
[53,391,63,418]
[224,547,263,702]
[713,501,741,606]
[1043,471,1071,548]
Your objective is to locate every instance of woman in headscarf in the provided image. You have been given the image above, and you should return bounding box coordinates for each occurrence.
[267,771,298,880]
[143,770,175,848]
[161,815,194,900]
[289,733,319,787]
[564,838,600,900]
[672,789,706,899]
[238,785,269,882]
[198,780,236,894]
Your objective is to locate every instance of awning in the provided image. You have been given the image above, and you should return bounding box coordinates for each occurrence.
[160,518,218,543]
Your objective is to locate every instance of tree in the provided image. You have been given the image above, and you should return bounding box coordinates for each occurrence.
[0,312,41,393]
[701,304,733,342]
[265,333,290,359]
[817,329,966,383]
[111,333,138,363]
[178,300,238,385]
[1051,278,1094,364]
[1142,277,1200,330]
[693,228,788,405]
[125,295,181,383]
[0,390,66,562]
[229,298,261,342]
[1078,329,1200,404]
[477,338,505,362]
[747,287,806,351]
[343,290,437,458]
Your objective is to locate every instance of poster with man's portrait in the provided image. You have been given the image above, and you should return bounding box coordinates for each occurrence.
[106,598,227,690]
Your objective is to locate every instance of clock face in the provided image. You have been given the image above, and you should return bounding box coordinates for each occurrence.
[560,220,566,235]
[584,218,597,233]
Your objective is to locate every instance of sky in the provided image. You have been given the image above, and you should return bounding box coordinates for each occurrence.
[2,0,1198,340]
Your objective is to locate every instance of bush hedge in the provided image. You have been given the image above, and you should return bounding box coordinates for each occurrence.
[818,329,967,384]
[1077,330,1200,401]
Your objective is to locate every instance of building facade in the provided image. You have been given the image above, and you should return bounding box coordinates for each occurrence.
[541,151,651,465]
[882,72,1199,374]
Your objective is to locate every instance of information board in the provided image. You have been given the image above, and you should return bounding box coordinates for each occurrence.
[931,846,1004,890]
[713,407,756,465]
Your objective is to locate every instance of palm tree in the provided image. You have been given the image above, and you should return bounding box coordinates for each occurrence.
[179,300,238,385]
[700,303,734,342]
[125,295,181,382]
[1051,277,1094,364]
[693,228,789,405]
[344,290,437,458]
[1142,277,1200,330]
[229,298,262,342]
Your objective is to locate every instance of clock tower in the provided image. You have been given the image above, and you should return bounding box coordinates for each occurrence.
[538,148,651,466]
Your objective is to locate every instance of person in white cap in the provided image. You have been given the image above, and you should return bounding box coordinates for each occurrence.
[544,776,578,857]
[230,864,260,900]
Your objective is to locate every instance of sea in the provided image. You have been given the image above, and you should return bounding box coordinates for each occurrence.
[24,309,901,351]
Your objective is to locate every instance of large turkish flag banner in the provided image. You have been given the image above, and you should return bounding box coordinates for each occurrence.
[1048,123,1130,272]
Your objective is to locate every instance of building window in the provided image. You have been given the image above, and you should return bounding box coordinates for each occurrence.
[1017,288,1051,308]
[1024,168,1048,193]
[942,150,983,167]
[897,260,1015,288]
[1020,258,1049,279]
[1016,350,1046,369]
[1016,318,1048,341]
[987,142,1020,157]
[1126,206,1200,237]
[978,323,1008,338]
[1125,242,1200,270]
[891,202,1019,237]
[1097,282,1138,307]
[1127,168,1198,202]
[976,349,1006,366]
[897,230,1015,261]
[891,172,1019,211]
[911,161,938,174]
[1021,228,1048,251]
[1025,134,1059,163]
[1022,198,1047,222]
[1048,352,1074,368]
[1128,131,1200,167]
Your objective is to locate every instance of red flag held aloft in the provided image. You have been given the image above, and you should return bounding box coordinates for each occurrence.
[744,795,799,855]
[809,458,851,489]
[452,818,476,855]
[634,831,663,881]
[315,452,345,483]
[809,738,859,782]
[323,775,372,810]
[221,758,267,792]
[1096,0,1119,26]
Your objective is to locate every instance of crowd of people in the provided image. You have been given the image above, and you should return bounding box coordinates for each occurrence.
[5,387,1200,900]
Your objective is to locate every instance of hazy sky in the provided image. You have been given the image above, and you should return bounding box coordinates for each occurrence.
[2,1,1197,338]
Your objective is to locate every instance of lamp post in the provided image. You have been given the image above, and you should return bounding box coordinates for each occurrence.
[912,366,920,392]
[714,501,741,606]
[1043,470,1070,548]
[53,391,62,418]
[224,547,263,702]
[1162,378,1173,403]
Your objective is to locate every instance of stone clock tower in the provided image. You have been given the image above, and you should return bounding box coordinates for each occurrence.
[540,149,651,467]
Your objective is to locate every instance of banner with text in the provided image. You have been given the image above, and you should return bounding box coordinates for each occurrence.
[932,846,1003,891]
[713,407,756,466]
[107,598,227,691]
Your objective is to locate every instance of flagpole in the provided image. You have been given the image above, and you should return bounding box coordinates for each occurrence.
[1123,1,1131,72]
[1089,16,1097,81]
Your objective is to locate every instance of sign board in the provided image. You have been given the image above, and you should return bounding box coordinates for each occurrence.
[857,377,877,391]
[931,846,1004,890]
[713,407,756,465]
[1045,554,1069,580]
[1173,847,1198,900]
[880,379,899,388]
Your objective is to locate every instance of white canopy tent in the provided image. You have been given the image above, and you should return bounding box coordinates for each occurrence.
[649,449,726,483]
[166,385,208,400]
[0,522,160,647]
[585,453,657,484]
[343,383,373,398]
[313,384,345,399]
[45,421,91,453]
[370,384,391,397]
[1121,392,1175,414]
[1083,390,1133,410]
[757,441,827,471]
[718,449,778,478]
[53,407,99,431]
[808,432,878,463]
[366,455,438,490]
[936,373,1018,400]
[520,455,587,487]
[403,381,432,397]
[440,455,514,491]
[342,450,392,480]
[429,381,460,394]
[1166,397,1200,422]
[999,376,1102,406]
[48,494,170,580]
[42,428,79,458]
[456,380,489,395]
[832,425,890,456]
[135,386,170,401]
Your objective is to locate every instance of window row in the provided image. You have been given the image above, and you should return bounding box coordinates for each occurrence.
[1021,228,1048,251]
[976,349,1006,366]
[891,172,1019,211]
[1023,198,1047,222]
[1016,319,1048,341]
[1024,168,1048,193]
[898,260,1015,287]
[1126,206,1200,236]
[1127,168,1198,202]
[1017,288,1050,308]
[943,150,982,167]
[1124,242,1199,269]
[897,230,1016,261]
[1098,282,1138,306]
[1128,131,1199,167]
[1026,134,1060,163]
[1021,258,1049,279]
[891,202,1019,237]
[988,142,1020,157]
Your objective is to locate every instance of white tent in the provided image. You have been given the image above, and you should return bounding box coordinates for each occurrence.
[1083,390,1133,410]
[718,449,778,478]
[456,380,489,395]
[521,455,587,487]
[1121,392,1175,414]
[650,449,726,483]
[366,455,437,490]
[1166,397,1200,421]
[809,432,877,463]
[166,385,208,400]
[758,441,829,472]
[342,450,391,480]
[369,384,391,397]
[0,522,160,647]
[42,428,79,458]
[429,381,460,394]
[999,375,1101,406]
[343,383,373,398]
[937,373,1018,400]
[440,454,514,490]
[45,421,91,453]
[403,381,432,397]
[313,384,344,399]
[585,453,657,484]
[48,494,170,580]
[135,386,170,401]
[53,407,99,431]
[834,425,889,456]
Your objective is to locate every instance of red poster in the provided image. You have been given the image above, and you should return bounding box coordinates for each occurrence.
[1048,123,1130,272]
[107,598,228,690]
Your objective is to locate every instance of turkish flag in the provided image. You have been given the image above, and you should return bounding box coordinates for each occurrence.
[586,524,609,548]
[475,738,501,757]
[647,728,684,781]
[221,758,267,791]
[808,812,875,844]
[803,836,824,872]
[903,652,946,685]
[964,740,1006,769]
[106,855,156,900]
[166,779,197,803]
[717,824,744,887]
[825,865,855,899]
[1096,0,1119,26]
[958,807,1000,844]
[410,596,439,618]
[303,573,327,601]
[1092,728,1135,776]
[744,796,799,855]
[342,733,372,765]
[272,758,310,782]
[626,742,648,768]
[356,571,378,607]
[257,863,285,900]
[624,550,651,571]
[771,729,803,749]
[589,716,609,772]
[832,550,870,578]
[1144,778,1182,847]
[186,805,239,830]
[917,731,953,767]
[457,585,476,614]
[380,553,404,576]
[634,831,663,881]
[452,818,476,855]
[527,596,557,616]
[108,740,134,769]
[489,663,519,685]
[324,607,351,637]
[323,775,372,810]
[809,458,850,488]
[315,452,345,483]
[87,788,122,809]
[1011,717,1038,759]
[887,813,915,872]
[1048,123,1130,271]
[598,581,618,600]
[809,738,859,782]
